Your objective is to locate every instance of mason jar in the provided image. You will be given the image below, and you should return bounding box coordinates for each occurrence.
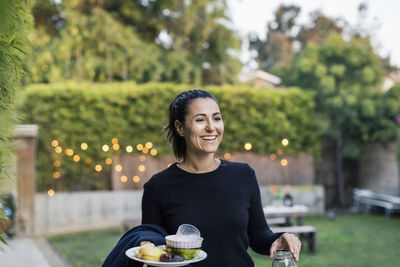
[272,249,297,267]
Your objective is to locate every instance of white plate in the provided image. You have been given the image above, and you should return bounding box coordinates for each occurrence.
[125,246,207,267]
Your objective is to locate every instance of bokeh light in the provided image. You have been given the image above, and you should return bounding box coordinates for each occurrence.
[95,164,102,172]
[277,148,283,156]
[120,175,128,183]
[126,145,133,153]
[54,160,61,167]
[142,147,149,154]
[112,138,118,144]
[133,176,140,183]
[138,165,146,172]
[136,144,143,151]
[145,142,153,149]
[270,154,277,160]
[244,142,252,151]
[73,155,80,162]
[48,189,55,196]
[102,144,109,152]
[224,153,231,159]
[150,149,157,156]
[51,140,59,147]
[281,159,288,166]
[113,143,120,150]
[139,155,146,162]
[115,164,123,172]
[81,143,88,150]
[282,138,289,146]
[55,146,62,153]
[105,158,112,165]
[53,172,60,179]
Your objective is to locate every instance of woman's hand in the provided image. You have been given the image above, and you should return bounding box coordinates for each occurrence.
[269,233,301,261]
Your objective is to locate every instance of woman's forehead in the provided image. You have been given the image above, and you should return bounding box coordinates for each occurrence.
[187,98,220,114]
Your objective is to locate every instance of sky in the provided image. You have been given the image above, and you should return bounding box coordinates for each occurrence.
[227,0,400,68]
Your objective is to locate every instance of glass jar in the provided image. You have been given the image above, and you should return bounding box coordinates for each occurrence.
[272,249,297,267]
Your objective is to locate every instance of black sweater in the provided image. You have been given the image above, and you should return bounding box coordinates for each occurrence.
[141,160,281,267]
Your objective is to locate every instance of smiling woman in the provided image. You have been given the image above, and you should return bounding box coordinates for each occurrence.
[129,89,302,267]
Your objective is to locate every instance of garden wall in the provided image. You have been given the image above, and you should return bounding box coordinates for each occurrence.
[33,185,324,235]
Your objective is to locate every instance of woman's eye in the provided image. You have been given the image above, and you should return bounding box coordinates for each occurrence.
[196,119,204,122]
[215,117,222,121]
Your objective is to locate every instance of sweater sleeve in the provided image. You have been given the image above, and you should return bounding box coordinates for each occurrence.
[141,178,164,226]
[246,167,282,255]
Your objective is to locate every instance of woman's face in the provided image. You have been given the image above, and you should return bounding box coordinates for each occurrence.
[176,97,224,157]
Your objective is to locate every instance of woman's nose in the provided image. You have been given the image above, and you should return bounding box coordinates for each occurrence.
[206,120,216,131]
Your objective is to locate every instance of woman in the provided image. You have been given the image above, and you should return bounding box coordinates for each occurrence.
[141,90,301,266]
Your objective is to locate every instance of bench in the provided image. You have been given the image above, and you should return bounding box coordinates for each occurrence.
[353,188,400,218]
[120,219,141,234]
[271,225,317,253]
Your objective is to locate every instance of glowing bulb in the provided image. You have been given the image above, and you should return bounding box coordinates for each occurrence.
[133,176,140,183]
[281,159,288,166]
[55,146,62,153]
[53,172,60,179]
[142,147,149,154]
[81,143,88,150]
[112,138,118,144]
[270,154,277,160]
[244,142,252,151]
[115,164,122,172]
[277,149,283,155]
[120,175,128,183]
[145,142,153,149]
[224,153,231,159]
[150,149,157,156]
[102,144,109,152]
[105,158,112,165]
[85,158,92,165]
[126,145,133,153]
[48,189,55,196]
[54,160,61,167]
[139,155,146,162]
[95,164,102,172]
[65,148,74,156]
[138,165,146,172]
[113,144,120,150]
[136,144,143,151]
[51,140,59,147]
[73,155,80,162]
[282,139,289,146]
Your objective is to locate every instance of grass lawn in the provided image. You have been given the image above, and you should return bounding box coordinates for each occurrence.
[47,214,400,267]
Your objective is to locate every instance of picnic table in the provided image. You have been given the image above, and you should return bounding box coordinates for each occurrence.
[264,204,317,253]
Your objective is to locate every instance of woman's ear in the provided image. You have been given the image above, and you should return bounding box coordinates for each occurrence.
[174,120,184,137]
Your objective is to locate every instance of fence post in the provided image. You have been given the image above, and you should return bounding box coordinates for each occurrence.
[13,124,38,236]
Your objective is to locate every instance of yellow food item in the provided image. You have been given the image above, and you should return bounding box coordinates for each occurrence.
[136,243,163,262]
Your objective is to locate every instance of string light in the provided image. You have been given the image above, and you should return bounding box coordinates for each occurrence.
[112,138,118,144]
[136,144,143,151]
[277,149,283,156]
[145,142,153,149]
[113,143,120,150]
[120,175,128,183]
[51,140,59,147]
[244,142,252,151]
[73,155,80,162]
[81,143,88,150]
[270,154,277,160]
[139,155,146,162]
[54,160,61,167]
[282,139,289,146]
[55,146,62,153]
[102,144,109,152]
[85,158,92,165]
[95,164,102,172]
[53,172,60,179]
[281,159,288,166]
[142,147,149,154]
[48,189,55,196]
[115,164,122,172]
[150,149,157,156]
[126,146,133,153]
[224,153,231,159]
[65,148,74,156]
[133,176,140,183]
[105,158,112,165]
[138,165,146,172]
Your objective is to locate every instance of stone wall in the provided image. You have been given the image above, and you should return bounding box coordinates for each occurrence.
[33,185,324,235]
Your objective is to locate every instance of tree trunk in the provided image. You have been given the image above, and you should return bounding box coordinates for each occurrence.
[336,128,346,207]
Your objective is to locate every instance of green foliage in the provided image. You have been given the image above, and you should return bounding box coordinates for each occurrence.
[0,0,32,246]
[289,32,394,158]
[17,83,320,192]
[27,0,242,85]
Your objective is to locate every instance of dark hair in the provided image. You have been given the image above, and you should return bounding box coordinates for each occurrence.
[163,89,218,161]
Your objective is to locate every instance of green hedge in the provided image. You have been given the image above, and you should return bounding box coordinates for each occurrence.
[17,82,320,191]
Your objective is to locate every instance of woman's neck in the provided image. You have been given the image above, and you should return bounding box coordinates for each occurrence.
[178,154,220,174]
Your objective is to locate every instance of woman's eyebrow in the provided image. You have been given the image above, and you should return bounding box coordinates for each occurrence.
[192,112,221,119]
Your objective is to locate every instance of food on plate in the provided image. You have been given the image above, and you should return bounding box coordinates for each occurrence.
[166,247,201,260]
[135,243,163,261]
[160,252,185,262]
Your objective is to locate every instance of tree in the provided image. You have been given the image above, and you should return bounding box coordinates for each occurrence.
[289,32,386,206]
[249,4,300,77]
[0,0,32,243]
